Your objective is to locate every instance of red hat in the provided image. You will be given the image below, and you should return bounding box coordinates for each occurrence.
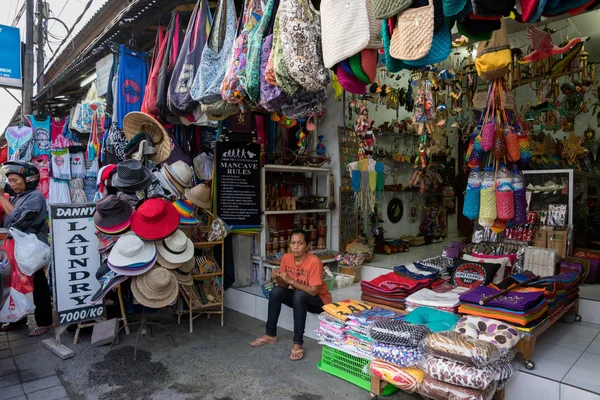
[131,199,179,241]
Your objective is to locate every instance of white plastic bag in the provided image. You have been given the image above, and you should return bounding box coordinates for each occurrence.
[0,288,35,323]
[10,228,51,276]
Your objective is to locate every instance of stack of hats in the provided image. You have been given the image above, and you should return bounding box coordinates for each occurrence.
[155,160,193,197]
[122,111,172,164]
[184,183,212,210]
[131,198,180,240]
[155,229,195,286]
[173,199,200,225]
[94,195,134,234]
[110,160,154,194]
[107,232,158,276]
[131,266,179,309]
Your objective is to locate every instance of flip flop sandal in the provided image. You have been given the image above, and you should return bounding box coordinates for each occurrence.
[250,336,278,347]
[290,349,304,361]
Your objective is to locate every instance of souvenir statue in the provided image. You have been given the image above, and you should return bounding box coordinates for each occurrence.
[355,106,371,134]
[364,122,376,152]
[522,26,589,63]
[584,124,596,144]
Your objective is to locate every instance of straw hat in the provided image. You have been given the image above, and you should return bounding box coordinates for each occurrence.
[173,258,194,286]
[184,183,212,210]
[163,166,187,194]
[155,229,194,267]
[131,267,179,308]
[163,161,193,188]
[122,112,172,164]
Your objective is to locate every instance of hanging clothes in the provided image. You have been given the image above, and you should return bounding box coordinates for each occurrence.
[5,125,33,161]
[69,179,88,203]
[51,117,73,148]
[31,156,50,199]
[70,151,86,178]
[117,45,148,129]
[50,149,71,180]
[49,178,71,204]
[27,115,51,157]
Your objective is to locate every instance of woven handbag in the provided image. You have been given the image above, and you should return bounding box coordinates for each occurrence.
[366,0,383,48]
[279,0,330,92]
[403,20,451,66]
[382,19,406,73]
[321,0,370,69]
[475,19,511,80]
[191,0,237,103]
[373,0,414,19]
[390,0,434,61]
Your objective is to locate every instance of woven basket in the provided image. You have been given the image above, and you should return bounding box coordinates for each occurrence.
[339,265,362,283]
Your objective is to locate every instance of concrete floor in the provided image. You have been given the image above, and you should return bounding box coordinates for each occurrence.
[3,309,418,400]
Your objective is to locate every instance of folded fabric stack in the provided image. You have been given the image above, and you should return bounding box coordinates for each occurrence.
[368,320,429,392]
[454,316,521,390]
[316,312,346,347]
[345,308,405,359]
[413,256,453,277]
[421,332,501,400]
[394,263,440,280]
[361,272,434,310]
[529,271,580,319]
[404,307,460,333]
[458,286,549,332]
[405,287,468,313]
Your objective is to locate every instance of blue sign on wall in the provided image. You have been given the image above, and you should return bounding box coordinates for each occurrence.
[0,25,22,89]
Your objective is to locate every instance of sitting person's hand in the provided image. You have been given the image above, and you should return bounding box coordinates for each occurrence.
[278,272,294,287]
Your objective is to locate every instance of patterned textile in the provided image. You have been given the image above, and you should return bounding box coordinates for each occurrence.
[403,307,460,332]
[31,156,49,199]
[394,263,440,280]
[322,299,372,321]
[424,355,496,390]
[415,255,453,276]
[454,316,521,353]
[69,179,88,203]
[419,375,497,400]
[494,361,514,381]
[372,342,424,368]
[83,177,97,201]
[367,320,430,346]
[423,332,500,368]
[370,360,424,393]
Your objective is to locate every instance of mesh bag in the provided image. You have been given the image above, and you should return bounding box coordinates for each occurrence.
[463,189,481,220]
[513,188,527,224]
[506,129,520,162]
[481,122,494,152]
[518,131,532,164]
[468,135,485,169]
[496,190,514,221]
[479,187,497,225]
[492,128,506,159]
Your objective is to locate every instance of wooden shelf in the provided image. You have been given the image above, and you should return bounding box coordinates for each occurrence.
[263,164,330,174]
[264,209,330,215]
[191,302,223,310]
[193,241,223,249]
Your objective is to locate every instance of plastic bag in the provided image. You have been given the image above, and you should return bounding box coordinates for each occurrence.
[10,228,51,277]
[0,287,35,323]
[2,238,33,293]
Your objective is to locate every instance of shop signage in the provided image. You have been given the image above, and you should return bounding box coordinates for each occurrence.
[95,54,114,97]
[216,141,261,227]
[50,204,103,325]
[0,25,22,88]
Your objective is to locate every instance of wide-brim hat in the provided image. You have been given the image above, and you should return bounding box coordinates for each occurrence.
[91,266,129,303]
[173,199,200,224]
[173,266,193,286]
[108,253,157,276]
[107,231,157,267]
[96,219,132,235]
[110,159,154,193]
[154,169,182,196]
[94,194,134,229]
[156,229,194,265]
[184,184,212,210]
[163,161,193,189]
[96,231,122,252]
[122,112,172,164]
[131,198,180,241]
[163,167,187,195]
[131,267,179,308]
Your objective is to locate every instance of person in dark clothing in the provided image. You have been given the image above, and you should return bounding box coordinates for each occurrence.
[0,161,53,336]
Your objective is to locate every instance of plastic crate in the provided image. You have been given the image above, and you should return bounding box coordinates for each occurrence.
[317,346,398,395]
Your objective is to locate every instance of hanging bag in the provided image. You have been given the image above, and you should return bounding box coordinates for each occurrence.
[259,2,289,111]
[245,0,277,103]
[191,0,237,103]
[476,19,511,80]
[279,0,330,92]
[220,0,263,104]
[157,12,184,114]
[146,14,176,115]
[272,14,301,96]
[142,26,165,115]
[481,84,495,152]
[168,0,213,116]
[390,0,435,60]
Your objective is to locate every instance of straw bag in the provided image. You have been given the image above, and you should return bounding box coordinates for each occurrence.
[390,0,435,61]
[279,0,329,92]
[191,0,237,103]
[373,0,414,19]
[382,19,406,73]
[321,0,370,69]
[403,20,451,67]
[476,19,511,80]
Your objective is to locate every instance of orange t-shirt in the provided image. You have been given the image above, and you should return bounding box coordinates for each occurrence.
[280,253,332,305]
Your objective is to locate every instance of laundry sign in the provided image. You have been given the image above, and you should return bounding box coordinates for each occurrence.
[50,204,103,325]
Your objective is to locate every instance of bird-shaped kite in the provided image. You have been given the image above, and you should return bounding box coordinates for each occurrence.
[521,25,588,63]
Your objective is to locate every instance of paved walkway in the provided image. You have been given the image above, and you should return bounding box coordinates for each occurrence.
[0,328,69,400]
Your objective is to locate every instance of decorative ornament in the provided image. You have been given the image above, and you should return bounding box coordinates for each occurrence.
[316,135,326,156]
[407,199,421,224]
[561,131,588,160]
[584,124,596,144]
[280,117,297,128]
[521,26,589,63]
[296,128,307,148]
[387,198,404,224]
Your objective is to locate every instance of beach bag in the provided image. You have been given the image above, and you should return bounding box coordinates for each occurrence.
[271,15,300,96]
[476,19,511,80]
[156,12,184,114]
[245,0,278,103]
[191,0,237,103]
[220,0,263,104]
[258,10,288,111]
[280,90,327,119]
[279,0,329,92]
[11,228,50,277]
[142,26,166,115]
[168,0,212,116]
[390,0,435,60]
